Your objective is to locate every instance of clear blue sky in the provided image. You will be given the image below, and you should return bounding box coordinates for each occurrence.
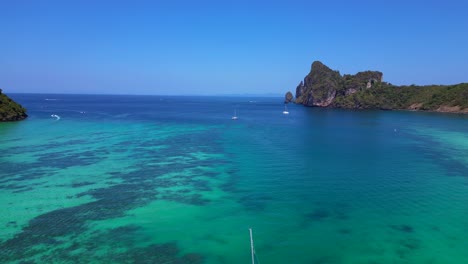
[1,0,467,95]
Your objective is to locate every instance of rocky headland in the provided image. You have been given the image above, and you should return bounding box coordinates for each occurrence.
[0,89,28,121]
[287,61,468,114]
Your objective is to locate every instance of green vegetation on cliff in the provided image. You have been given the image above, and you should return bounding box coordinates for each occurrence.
[294,61,468,113]
[334,82,468,112]
[0,89,28,121]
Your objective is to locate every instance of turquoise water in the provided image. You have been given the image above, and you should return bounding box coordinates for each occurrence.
[1,94,467,263]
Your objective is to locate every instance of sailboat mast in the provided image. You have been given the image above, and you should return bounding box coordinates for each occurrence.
[249,228,255,264]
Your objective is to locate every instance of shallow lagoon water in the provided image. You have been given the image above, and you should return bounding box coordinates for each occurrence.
[1,94,467,263]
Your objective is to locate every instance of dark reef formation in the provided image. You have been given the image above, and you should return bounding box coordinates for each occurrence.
[0,89,27,121]
[293,61,468,113]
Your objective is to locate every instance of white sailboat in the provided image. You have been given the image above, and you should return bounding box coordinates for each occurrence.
[282,104,289,115]
[232,109,238,120]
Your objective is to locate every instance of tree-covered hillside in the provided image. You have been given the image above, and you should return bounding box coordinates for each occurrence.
[0,89,28,121]
[333,82,468,111]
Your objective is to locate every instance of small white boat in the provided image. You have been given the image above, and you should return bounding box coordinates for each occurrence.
[282,105,289,115]
[232,109,238,120]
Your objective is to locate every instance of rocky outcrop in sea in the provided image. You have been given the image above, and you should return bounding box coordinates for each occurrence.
[284,91,294,103]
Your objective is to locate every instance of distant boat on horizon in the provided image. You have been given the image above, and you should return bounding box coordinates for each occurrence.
[282,105,289,115]
[232,109,238,120]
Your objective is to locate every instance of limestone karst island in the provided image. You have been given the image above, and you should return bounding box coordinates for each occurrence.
[0,89,27,121]
[286,61,468,114]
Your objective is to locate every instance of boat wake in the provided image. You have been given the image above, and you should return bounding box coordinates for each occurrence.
[51,114,61,120]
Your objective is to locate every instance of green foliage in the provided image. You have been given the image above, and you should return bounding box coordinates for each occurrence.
[333,83,468,111]
[0,91,28,121]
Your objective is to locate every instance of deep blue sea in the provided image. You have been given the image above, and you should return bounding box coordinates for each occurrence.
[1,94,467,263]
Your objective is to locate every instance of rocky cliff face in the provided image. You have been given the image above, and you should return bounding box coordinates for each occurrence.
[0,89,28,122]
[295,61,342,106]
[284,91,294,103]
[294,61,383,107]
